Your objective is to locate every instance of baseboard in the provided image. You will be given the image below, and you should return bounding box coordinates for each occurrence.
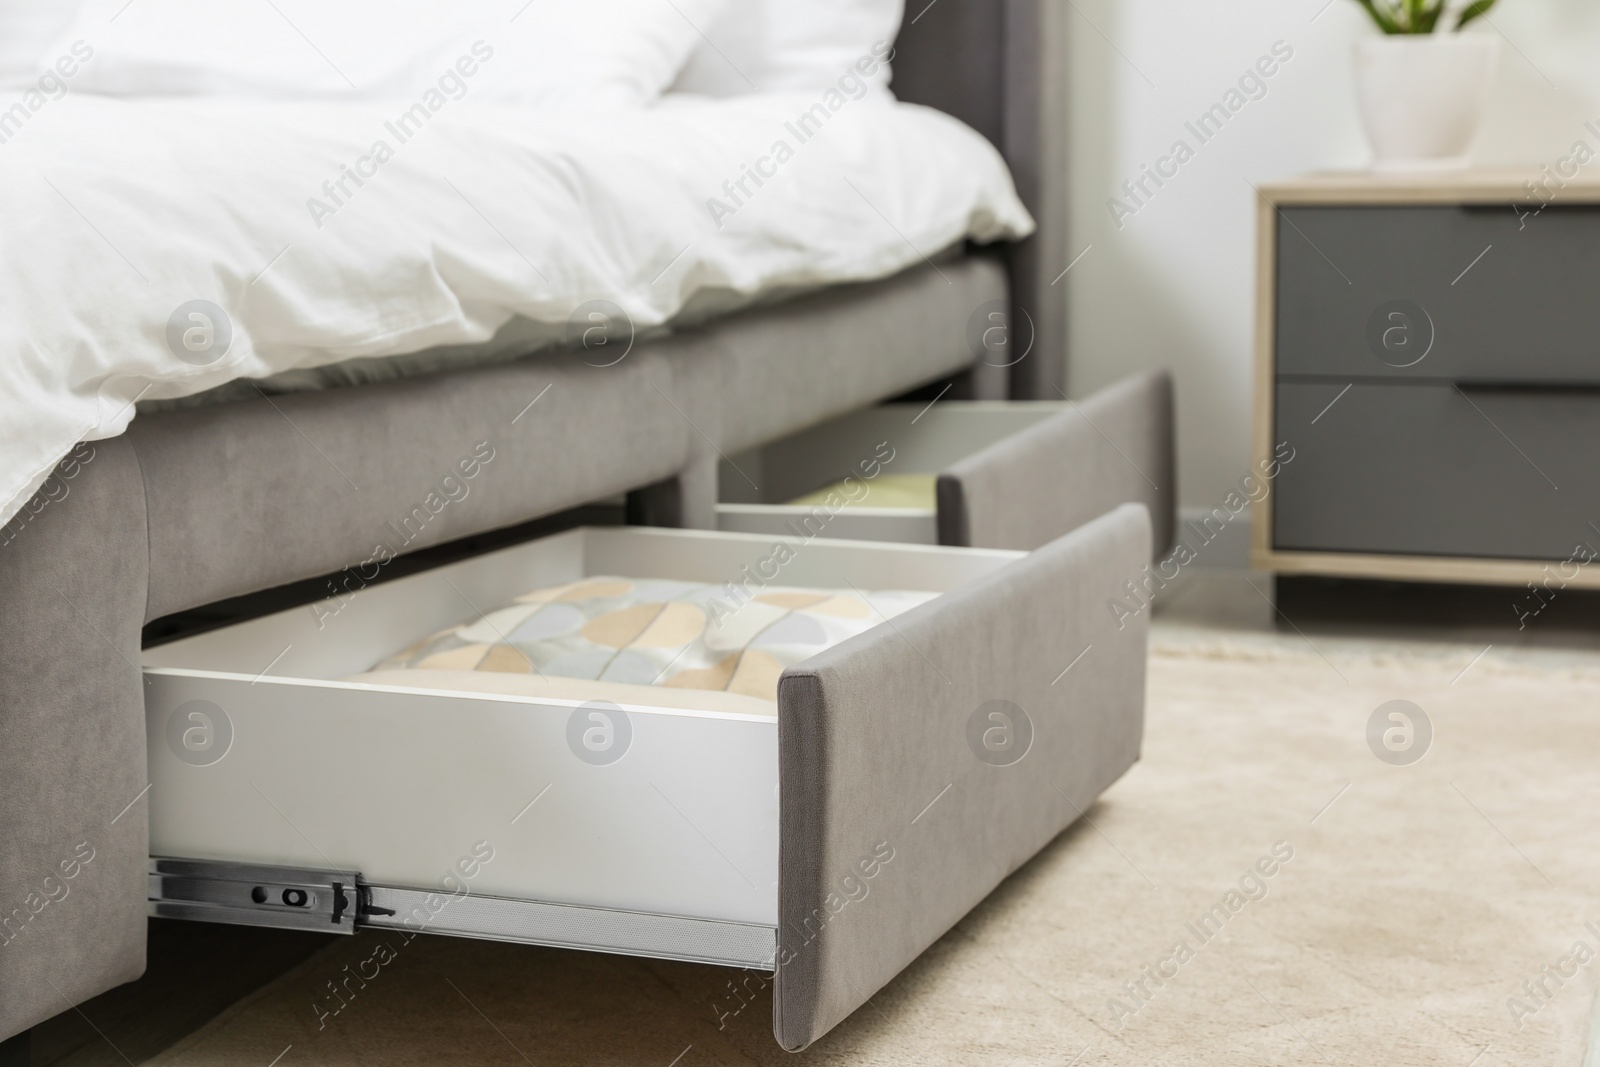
[1173,507,1252,570]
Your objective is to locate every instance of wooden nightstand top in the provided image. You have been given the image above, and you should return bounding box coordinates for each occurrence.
[1259,167,1600,205]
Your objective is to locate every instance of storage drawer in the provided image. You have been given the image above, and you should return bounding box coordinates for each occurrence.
[716,372,1174,555]
[1275,205,1600,383]
[718,402,1057,544]
[141,526,1028,965]
[1274,381,1600,559]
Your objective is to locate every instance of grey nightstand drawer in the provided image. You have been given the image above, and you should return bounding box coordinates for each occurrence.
[1274,380,1600,560]
[1276,205,1600,383]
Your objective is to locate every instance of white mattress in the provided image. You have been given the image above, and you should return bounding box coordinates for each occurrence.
[0,92,1033,528]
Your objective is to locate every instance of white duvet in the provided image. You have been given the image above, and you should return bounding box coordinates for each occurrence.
[0,91,1032,528]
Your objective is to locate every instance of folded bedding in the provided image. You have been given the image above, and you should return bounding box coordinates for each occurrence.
[786,473,937,510]
[348,575,938,707]
[0,91,1032,527]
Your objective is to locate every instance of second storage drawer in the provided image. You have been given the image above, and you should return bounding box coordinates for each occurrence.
[717,402,1057,545]
[716,373,1174,555]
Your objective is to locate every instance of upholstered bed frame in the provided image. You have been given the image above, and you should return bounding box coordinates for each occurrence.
[0,1,1156,1052]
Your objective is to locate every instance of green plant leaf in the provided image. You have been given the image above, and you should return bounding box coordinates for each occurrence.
[1353,0,1404,33]
[1456,0,1497,29]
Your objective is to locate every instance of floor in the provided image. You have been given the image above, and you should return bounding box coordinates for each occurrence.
[29,923,336,1067]
[32,567,1600,1065]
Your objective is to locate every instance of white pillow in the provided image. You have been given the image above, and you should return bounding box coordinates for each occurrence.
[0,2,84,90]
[44,0,727,107]
[673,0,904,97]
[488,0,732,108]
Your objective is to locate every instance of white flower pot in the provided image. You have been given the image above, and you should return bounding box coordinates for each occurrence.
[1354,36,1498,171]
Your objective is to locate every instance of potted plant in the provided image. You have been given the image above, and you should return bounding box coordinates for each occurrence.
[1350,0,1500,171]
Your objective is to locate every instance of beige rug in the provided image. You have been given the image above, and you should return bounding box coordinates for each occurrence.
[150,630,1600,1066]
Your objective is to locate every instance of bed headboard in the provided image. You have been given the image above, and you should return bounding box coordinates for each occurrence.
[893,0,1068,401]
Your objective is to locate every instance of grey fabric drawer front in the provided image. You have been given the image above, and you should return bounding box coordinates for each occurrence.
[1276,205,1600,383]
[940,370,1174,555]
[1274,381,1600,559]
[716,372,1175,561]
[774,503,1150,1050]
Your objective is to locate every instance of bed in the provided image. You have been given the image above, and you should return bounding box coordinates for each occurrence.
[0,0,1163,1054]
[0,91,1033,522]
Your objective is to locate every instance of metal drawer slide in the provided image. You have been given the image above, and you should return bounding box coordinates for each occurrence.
[148,856,777,969]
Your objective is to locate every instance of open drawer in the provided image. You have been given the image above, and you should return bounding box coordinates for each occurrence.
[715,370,1174,556]
[143,528,1021,964]
[143,512,1151,1049]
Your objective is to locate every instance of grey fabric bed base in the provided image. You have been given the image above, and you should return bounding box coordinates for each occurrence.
[0,255,1003,1039]
[139,256,1004,620]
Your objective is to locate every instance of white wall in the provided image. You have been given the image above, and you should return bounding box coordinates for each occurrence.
[1066,0,1600,510]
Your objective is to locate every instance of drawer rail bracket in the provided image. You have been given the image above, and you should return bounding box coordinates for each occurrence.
[148,857,369,934]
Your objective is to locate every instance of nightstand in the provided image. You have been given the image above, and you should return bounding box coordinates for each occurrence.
[1252,170,1600,590]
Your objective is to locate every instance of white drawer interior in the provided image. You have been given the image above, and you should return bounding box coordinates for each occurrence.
[716,401,1066,543]
[142,526,1020,938]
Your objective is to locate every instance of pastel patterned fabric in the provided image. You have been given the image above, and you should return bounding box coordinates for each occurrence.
[374,576,938,702]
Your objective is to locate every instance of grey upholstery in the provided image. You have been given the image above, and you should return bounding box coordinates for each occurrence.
[774,504,1151,1050]
[937,370,1177,557]
[895,0,1070,401]
[0,439,149,1034]
[668,258,1006,458]
[637,256,1007,529]
[130,349,689,620]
